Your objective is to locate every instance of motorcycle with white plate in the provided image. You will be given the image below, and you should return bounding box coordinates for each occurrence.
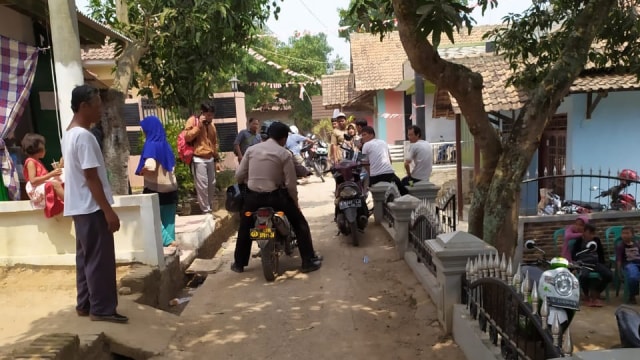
[521,240,597,329]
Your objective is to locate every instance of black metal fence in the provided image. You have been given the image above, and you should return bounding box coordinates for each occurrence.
[462,255,572,360]
[408,214,438,276]
[521,167,640,216]
[436,190,457,232]
[382,188,397,228]
[406,189,458,277]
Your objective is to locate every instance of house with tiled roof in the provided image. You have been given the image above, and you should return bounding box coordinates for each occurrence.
[318,70,373,124]
[0,2,129,198]
[347,26,498,146]
[432,49,640,213]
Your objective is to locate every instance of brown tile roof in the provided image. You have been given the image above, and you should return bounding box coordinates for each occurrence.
[81,43,116,61]
[440,55,640,114]
[321,70,357,106]
[350,26,499,91]
[571,72,640,93]
[450,55,527,113]
[312,95,337,120]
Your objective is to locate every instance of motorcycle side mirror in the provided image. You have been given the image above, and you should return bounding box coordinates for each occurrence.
[525,240,536,250]
[586,241,598,251]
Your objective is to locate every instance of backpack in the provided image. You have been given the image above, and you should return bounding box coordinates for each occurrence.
[177,117,199,164]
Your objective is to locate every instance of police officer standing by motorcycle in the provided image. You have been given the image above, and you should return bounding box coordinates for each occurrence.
[231,121,323,274]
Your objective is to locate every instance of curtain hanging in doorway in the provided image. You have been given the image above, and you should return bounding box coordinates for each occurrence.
[0,34,40,200]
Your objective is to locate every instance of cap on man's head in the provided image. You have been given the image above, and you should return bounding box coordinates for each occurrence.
[289,125,299,134]
[336,112,347,120]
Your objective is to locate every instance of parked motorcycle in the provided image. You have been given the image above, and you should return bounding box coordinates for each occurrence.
[538,189,605,215]
[246,207,297,282]
[595,169,639,211]
[311,135,329,173]
[332,158,370,246]
[615,305,640,348]
[522,240,596,328]
[300,142,325,182]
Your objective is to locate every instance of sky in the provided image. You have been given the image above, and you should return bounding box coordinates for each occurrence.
[75,0,532,65]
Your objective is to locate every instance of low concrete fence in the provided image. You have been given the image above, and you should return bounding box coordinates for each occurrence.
[0,194,165,268]
[371,181,494,333]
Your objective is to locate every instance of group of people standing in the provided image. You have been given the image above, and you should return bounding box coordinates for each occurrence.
[327,112,433,196]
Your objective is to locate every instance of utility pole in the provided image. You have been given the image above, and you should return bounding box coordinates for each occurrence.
[414,73,426,132]
[47,0,84,132]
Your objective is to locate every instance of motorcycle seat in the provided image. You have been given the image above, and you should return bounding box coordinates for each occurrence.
[615,305,640,348]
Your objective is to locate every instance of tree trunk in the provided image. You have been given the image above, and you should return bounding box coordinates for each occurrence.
[101,89,130,195]
[101,41,147,194]
[391,0,502,240]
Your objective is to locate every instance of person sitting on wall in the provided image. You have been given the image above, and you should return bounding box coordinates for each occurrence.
[402,125,433,187]
[21,133,65,218]
[571,223,613,307]
[359,126,408,195]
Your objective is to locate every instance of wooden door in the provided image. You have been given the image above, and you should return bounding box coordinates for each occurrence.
[538,114,567,198]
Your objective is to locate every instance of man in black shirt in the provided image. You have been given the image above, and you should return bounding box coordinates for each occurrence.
[571,223,613,307]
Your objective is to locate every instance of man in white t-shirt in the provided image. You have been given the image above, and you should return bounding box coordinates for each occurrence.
[62,85,127,324]
[402,125,433,186]
[360,126,408,195]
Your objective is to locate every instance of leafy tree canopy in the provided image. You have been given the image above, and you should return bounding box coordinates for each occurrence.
[88,0,282,111]
[340,0,640,254]
[238,32,348,132]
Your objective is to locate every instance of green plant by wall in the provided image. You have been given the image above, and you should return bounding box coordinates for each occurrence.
[215,169,236,191]
[162,120,195,202]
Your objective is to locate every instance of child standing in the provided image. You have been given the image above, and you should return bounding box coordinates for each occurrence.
[616,226,640,304]
[21,133,64,217]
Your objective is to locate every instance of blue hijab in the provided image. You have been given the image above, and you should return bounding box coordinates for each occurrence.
[136,116,176,175]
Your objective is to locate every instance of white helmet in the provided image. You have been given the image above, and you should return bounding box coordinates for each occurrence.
[289,125,299,134]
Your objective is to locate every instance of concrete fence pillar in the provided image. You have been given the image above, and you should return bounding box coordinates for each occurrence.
[407,181,441,203]
[370,182,391,224]
[388,195,421,259]
[426,231,496,333]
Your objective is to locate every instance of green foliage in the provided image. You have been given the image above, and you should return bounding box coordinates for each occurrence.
[87,0,282,111]
[341,0,478,47]
[215,170,236,192]
[239,33,337,132]
[163,120,195,201]
[487,1,640,89]
[312,118,334,141]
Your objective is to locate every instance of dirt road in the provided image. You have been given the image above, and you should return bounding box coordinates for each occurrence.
[154,179,463,360]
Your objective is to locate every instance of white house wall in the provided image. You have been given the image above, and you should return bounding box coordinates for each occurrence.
[410,92,456,143]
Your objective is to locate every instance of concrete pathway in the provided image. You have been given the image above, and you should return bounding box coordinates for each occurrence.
[152,179,464,360]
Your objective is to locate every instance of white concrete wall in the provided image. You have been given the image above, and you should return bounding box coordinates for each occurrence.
[0,194,165,268]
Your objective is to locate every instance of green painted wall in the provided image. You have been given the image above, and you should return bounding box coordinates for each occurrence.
[29,50,60,170]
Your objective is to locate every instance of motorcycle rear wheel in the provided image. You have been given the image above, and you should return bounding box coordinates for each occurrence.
[350,221,359,247]
[313,161,325,182]
[260,239,278,282]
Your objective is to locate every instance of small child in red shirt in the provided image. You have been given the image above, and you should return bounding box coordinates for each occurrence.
[21,133,64,217]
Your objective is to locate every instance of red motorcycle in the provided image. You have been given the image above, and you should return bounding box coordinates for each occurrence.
[332,158,370,246]
[595,169,639,211]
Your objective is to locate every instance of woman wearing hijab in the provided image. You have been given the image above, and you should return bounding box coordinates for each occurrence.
[136,116,178,247]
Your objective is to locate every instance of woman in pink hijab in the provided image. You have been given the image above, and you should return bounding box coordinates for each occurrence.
[563,215,589,261]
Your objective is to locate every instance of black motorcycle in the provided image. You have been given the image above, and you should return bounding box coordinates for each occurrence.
[246,207,297,282]
[332,158,370,246]
[300,142,325,182]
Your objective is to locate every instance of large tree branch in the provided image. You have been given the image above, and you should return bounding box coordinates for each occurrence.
[115,0,129,24]
[507,0,617,156]
[392,0,503,236]
[113,40,148,94]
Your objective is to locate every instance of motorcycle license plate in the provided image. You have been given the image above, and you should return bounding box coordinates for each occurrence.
[250,228,276,240]
[547,296,579,310]
[339,199,362,210]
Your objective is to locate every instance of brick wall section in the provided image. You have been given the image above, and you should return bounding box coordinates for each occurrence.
[520,212,640,261]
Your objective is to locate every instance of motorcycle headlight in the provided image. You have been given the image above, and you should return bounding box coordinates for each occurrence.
[554,272,573,297]
[339,187,358,198]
